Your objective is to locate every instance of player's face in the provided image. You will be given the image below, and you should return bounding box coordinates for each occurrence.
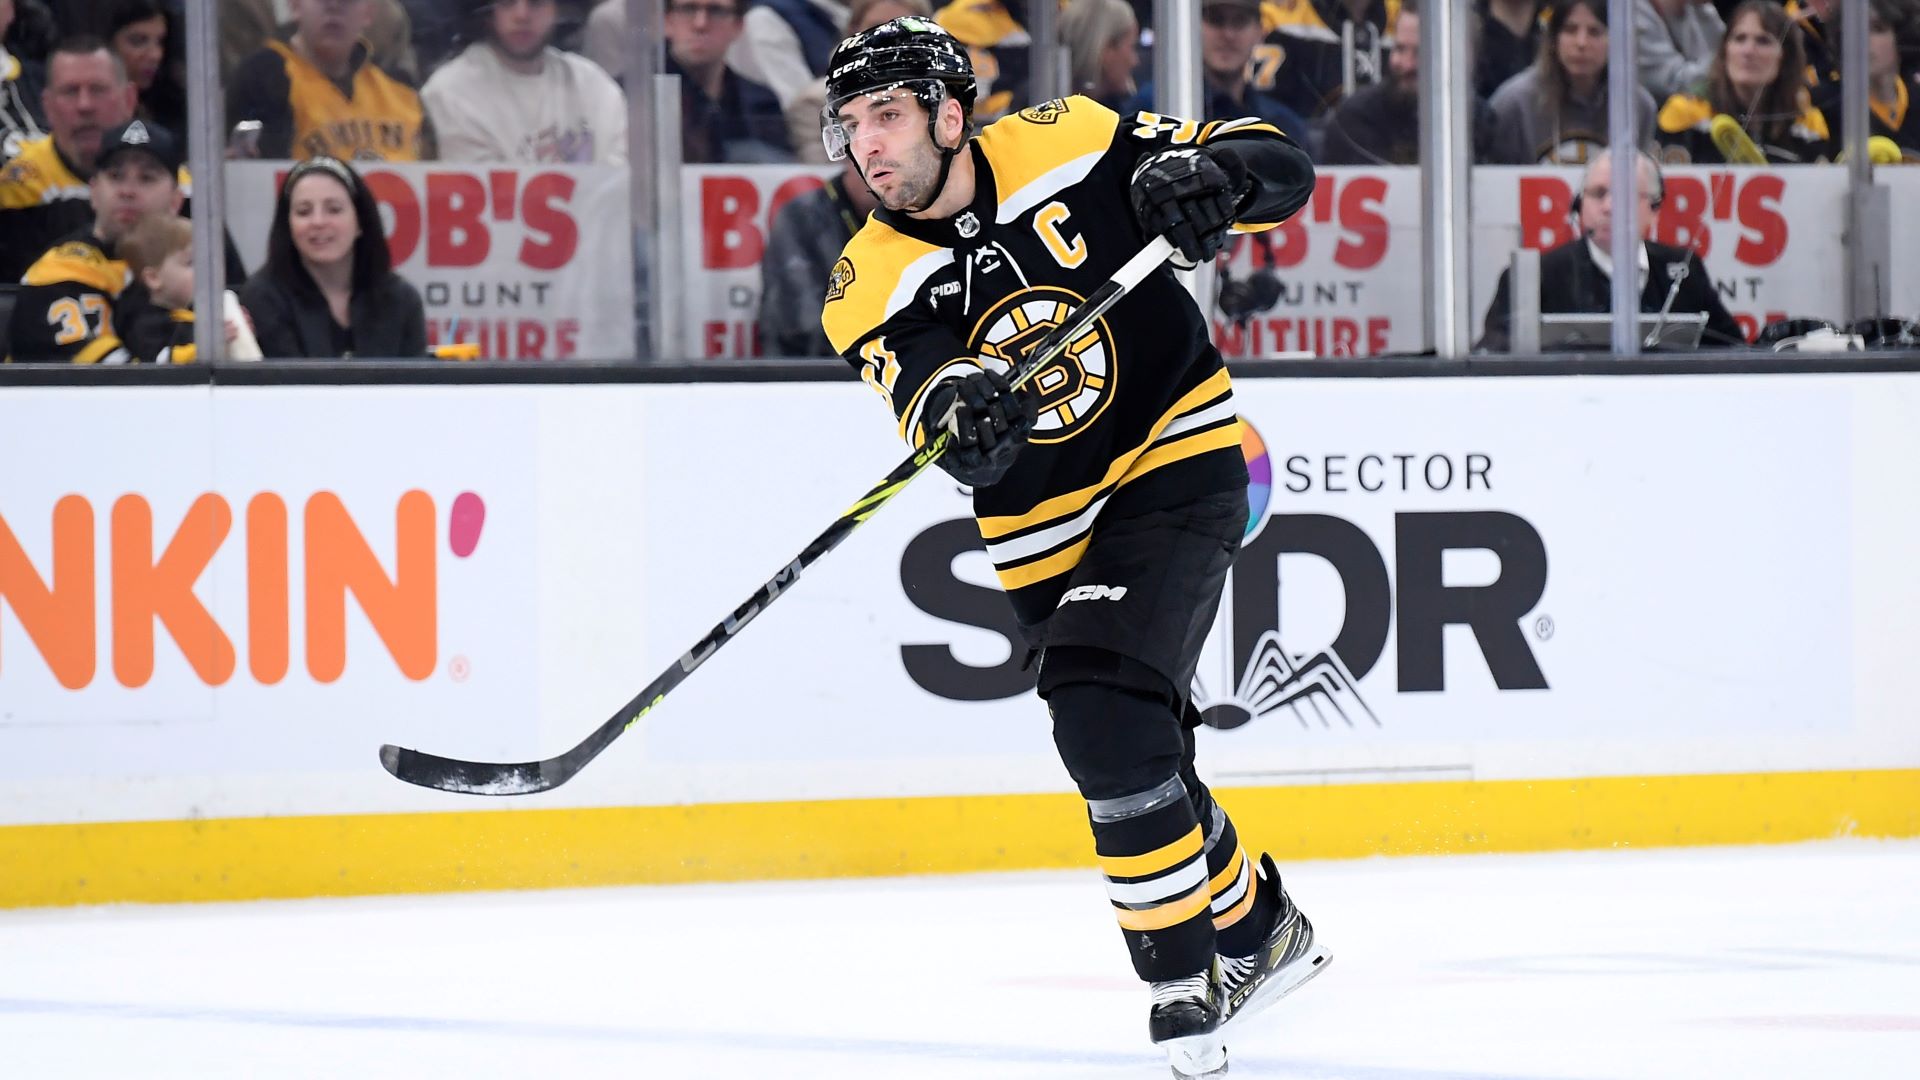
[1555,6,1608,82]
[287,173,362,269]
[1199,4,1262,82]
[91,155,182,238]
[112,14,168,90]
[43,50,136,165]
[837,91,945,212]
[492,0,557,61]
[1723,13,1784,92]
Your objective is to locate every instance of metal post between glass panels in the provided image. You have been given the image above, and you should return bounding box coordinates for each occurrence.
[1606,0,1640,356]
[1419,0,1473,357]
[185,1,225,365]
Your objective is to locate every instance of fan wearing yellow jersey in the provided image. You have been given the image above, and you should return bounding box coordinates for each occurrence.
[227,0,432,161]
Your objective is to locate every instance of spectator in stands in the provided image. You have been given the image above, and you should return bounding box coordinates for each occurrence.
[0,37,138,283]
[758,155,877,356]
[935,0,1031,120]
[730,0,848,112]
[1656,1,1832,164]
[1476,0,1542,102]
[239,155,428,358]
[220,0,419,85]
[785,0,930,163]
[1260,0,1395,121]
[117,212,200,362]
[1635,0,1725,103]
[227,0,433,160]
[1060,0,1138,111]
[5,118,181,363]
[665,0,793,163]
[1125,0,1312,143]
[1486,0,1656,165]
[102,1,186,149]
[423,0,626,163]
[1787,0,1839,92]
[1478,147,1743,353]
[1815,0,1920,162]
[1323,0,1421,164]
[1,0,48,162]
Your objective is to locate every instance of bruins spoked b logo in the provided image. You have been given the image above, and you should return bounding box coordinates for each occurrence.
[968,287,1114,443]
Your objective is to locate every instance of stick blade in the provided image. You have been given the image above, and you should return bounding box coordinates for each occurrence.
[378,744,566,796]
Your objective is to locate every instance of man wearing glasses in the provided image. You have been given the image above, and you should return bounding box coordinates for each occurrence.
[664,0,795,162]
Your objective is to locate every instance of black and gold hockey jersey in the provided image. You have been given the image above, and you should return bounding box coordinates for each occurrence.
[1655,93,1833,165]
[4,230,133,364]
[0,134,196,283]
[227,39,428,161]
[822,96,1309,627]
[1256,0,1400,120]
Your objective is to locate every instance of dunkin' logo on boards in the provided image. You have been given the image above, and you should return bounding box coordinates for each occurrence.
[0,490,487,690]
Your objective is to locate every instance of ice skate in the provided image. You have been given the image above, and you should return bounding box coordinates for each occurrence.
[1149,967,1228,1078]
[1218,854,1332,1030]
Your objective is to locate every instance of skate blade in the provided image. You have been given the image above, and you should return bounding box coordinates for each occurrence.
[1221,944,1332,1031]
[1161,1031,1228,1078]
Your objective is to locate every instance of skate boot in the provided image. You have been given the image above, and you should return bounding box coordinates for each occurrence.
[1148,966,1228,1078]
[1218,854,1332,1030]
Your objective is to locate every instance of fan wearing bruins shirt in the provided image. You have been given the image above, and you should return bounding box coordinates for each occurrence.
[1256,0,1400,121]
[819,19,1325,1075]
[6,119,182,363]
[227,0,431,161]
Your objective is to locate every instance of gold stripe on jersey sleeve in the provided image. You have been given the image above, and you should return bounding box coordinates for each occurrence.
[1098,824,1203,879]
[820,224,945,355]
[978,367,1234,540]
[975,96,1119,216]
[1114,883,1211,932]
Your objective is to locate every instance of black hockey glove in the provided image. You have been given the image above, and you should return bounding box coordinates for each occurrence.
[921,367,1037,488]
[1129,145,1251,269]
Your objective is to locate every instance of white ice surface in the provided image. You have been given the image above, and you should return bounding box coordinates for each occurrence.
[3,841,1917,1079]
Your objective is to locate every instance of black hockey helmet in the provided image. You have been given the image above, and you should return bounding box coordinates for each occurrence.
[821,16,976,162]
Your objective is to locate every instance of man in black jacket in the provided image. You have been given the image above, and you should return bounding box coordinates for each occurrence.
[1479,148,1745,352]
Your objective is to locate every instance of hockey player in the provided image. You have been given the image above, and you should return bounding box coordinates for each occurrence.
[818,17,1327,1077]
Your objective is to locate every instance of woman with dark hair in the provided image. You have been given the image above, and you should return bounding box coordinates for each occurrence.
[101,0,185,144]
[1656,0,1832,163]
[1485,0,1657,164]
[238,156,428,358]
[1813,0,1920,162]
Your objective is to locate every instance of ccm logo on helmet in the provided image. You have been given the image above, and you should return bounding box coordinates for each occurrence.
[1058,584,1128,607]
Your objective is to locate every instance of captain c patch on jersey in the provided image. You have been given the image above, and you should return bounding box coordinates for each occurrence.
[967,286,1114,444]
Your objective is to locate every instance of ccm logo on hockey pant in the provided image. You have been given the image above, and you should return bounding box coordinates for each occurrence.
[1058,584,1128,607]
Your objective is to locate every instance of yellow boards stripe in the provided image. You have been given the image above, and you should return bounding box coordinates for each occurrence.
[1099,825,1203,879]
[3,769,1915,908]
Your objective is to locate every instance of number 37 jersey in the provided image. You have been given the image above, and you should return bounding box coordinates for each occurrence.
[821,96,1306,625]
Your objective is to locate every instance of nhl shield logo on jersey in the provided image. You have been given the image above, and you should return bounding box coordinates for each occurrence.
[825,257,856,303]
[968,286,1114,443]
[1018,98,1070,124]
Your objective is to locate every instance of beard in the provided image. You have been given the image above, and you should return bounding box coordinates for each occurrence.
[868,150,941,211]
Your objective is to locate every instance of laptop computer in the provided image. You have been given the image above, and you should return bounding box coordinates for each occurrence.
[1539,312,1709,351]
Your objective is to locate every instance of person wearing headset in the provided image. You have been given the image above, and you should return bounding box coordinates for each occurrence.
[1477,147,1745,352]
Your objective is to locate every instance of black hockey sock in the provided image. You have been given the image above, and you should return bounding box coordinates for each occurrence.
[1088,777,1218,982]
[1196,790,1276,959]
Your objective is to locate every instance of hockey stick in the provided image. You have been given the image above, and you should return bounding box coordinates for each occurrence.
[379,235,1177,795]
